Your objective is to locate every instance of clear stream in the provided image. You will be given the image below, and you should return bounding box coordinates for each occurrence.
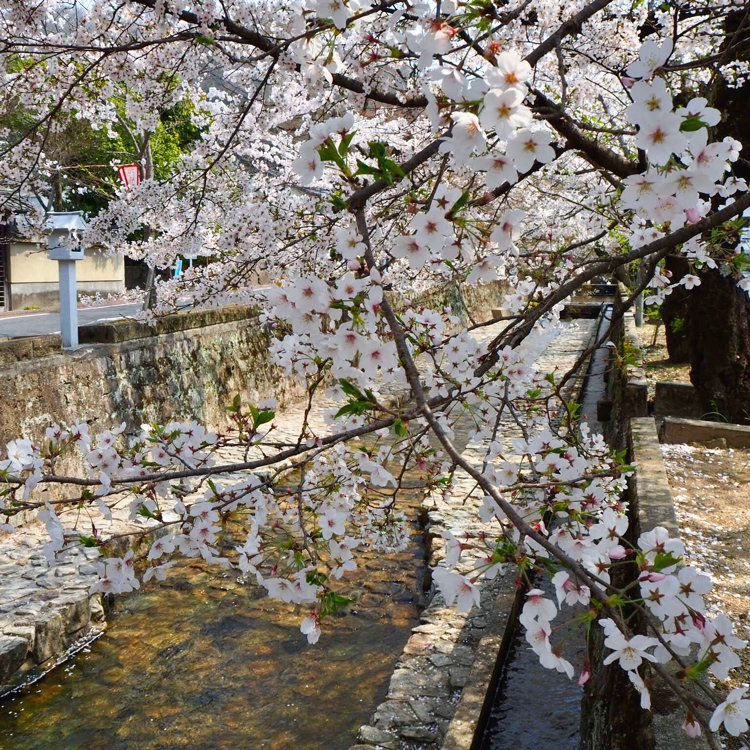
[478,578,587,750]
[0,485,428,749]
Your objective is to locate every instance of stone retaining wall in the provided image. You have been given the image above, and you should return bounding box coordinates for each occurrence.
[1,283,506,451]
[627,417,709,750]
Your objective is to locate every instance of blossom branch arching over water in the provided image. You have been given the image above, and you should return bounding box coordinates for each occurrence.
[1,0,750,742]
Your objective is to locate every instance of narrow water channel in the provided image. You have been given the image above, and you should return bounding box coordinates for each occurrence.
[478,576,587,750]
[0,485,429,749]
[478,304,612,750]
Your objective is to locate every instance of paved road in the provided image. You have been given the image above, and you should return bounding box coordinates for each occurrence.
[0,303,142,338]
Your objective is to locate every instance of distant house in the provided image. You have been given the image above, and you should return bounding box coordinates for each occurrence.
[0,225,124,312]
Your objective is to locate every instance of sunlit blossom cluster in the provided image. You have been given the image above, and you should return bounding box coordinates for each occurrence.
[0,0,749,741]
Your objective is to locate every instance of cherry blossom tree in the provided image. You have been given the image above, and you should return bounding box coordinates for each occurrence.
[1,0,750,744]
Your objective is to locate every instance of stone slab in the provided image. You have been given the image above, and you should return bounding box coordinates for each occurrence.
[654,382,703,420]
[629,417,679,538]
[660,416,750,449]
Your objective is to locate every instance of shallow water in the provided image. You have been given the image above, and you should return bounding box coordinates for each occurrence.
[478,607,586,750]
[0,490,428,749]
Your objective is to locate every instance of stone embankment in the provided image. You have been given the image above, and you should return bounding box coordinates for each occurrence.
[0,529,104,689]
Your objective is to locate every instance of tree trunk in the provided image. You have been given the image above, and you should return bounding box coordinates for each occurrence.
[688,268,750,424]
[681,9,750,420]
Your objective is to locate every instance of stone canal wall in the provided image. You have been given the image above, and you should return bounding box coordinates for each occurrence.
[0,282,506,452]
[0,306,305,452]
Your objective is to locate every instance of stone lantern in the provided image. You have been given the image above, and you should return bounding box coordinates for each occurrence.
[46,211,87,349]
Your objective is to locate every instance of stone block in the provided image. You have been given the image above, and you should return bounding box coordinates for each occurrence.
[387,667,448,699]
[89,594,106,622]
[629,418,679,538]
[0,636,28,683]
[358,725,398,749]
[373,700,417,728]
[402,633,433,656]
[623,381,649,418]
[58,594,91,634]
[79,305,260,343]
[627,418,710,750]
[654,382,703,419]
[32,612,65,663]
[427,653,452,668]
[448,666,470,688]
[0,338,33,366]
[660,416,750,449]
[3,624,35,649]
[400,724,438,741]
[409,698,437,724]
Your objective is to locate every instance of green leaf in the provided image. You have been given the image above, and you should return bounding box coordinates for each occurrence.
[679,116,707,133]
[78,534,99,547]
[338,378,365,399]
[318,138,351,176]
[566,401,581,420]
[318,140,339,163]
[338,131,356,156]
[254,409,275,428]
[381,157,405,179]
[319,591,354,617]
[685,656,713,680]
[329,192,348,209]
[393,419,408,437]
[354,159,382,177]
[448,190,471,216]
[368,141,387,159]
[652,550,683,572]
[306,569,328,586]
[606,593,626,608]
[334,399,374,418]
